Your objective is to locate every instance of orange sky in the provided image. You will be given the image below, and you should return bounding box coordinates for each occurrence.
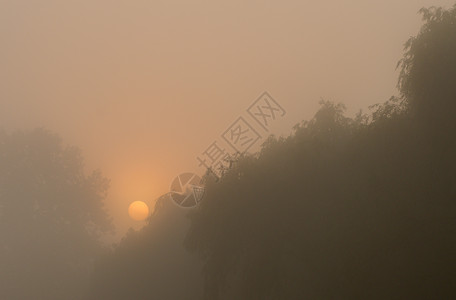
[1,0,454,237]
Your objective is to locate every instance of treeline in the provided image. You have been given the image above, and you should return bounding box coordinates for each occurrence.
[90,5,456,299]
[1,4,454,300]
[184,5,456,299]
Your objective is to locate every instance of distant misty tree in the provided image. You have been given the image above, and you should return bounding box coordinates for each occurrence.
[185,4,456,299]
[0,129,113,300]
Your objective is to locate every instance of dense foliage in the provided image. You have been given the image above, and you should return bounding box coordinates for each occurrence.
[186,5,456,299]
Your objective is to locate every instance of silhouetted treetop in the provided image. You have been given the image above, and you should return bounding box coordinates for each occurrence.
[398,4,456,125]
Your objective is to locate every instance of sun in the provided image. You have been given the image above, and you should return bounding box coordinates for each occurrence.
[128,201,150,221]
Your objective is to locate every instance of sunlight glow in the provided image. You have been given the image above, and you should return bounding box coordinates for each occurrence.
[128,201,150,221]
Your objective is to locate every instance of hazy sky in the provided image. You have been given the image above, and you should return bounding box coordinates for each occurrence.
[1,0,454,236]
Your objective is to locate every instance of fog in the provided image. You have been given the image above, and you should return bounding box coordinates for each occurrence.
[1,1,455,299]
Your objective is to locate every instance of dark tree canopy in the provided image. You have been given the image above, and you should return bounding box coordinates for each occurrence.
[398,5,456,129]
[185,5,456,299]
[80,4,456,299]
[0,129,113,300]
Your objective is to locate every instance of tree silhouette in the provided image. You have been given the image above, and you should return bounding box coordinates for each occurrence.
[0,129,113,300]
[185,4,456,299]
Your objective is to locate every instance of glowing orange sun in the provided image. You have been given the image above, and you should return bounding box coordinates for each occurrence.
[128,201,150,221]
